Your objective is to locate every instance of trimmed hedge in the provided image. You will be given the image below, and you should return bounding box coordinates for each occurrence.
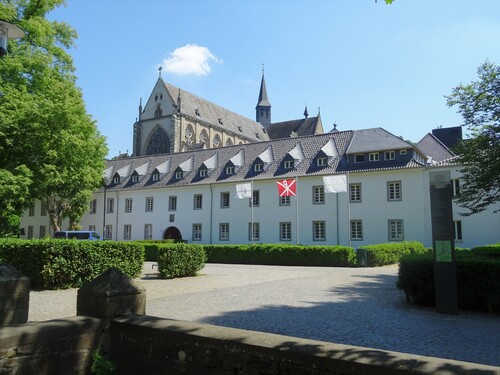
[471,243,500,259]
[357,241,429,267]
[130,240,186,262]
[0,239,144,290]
[204,244,356,267]
[397,253,500,313]
[157,243,206,279]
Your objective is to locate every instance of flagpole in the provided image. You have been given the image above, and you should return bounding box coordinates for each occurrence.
[296,176,299,245]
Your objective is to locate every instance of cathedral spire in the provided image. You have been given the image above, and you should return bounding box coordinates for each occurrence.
[256,66,271,127]
[303,105,309,118]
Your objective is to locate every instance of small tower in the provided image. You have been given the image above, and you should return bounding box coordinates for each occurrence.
[256,67,271,128]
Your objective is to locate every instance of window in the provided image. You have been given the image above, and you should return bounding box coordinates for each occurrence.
[313,186,325,204]
[280,222,292,241]
[369,153,379,162]
[384,151,396,160]
[250,190,260,207]
[39,225,46,239]
[169,196,177,211]
[28,203,35,216]
[125,198,133,213]
[313,221,326,241]
[175,171,183,180]
[144,224,153,240]
[387,181,402,201]
[169,214,175,222]
[254,163,263,172]
[132,175,139,183]
[279,195,290,206]
[388,220,404,241]
[219,223,229,241]
[350,220,363,241]
[146,197,154,212]
[248,222,260,241]
[105,225,113,240]
[452,178,460,196]
[454,220,463,241]
[192,224,202,241]
[193,194,203,210]
[113,176,120,184]
[316,157,326,167]
[27,226,34,239]
[152,173,160,181]
[199,169,207,177]
[106,198,114,213]
[89,225,96,232]
[220,192,230,208]
[225,166,234,175]
[41,202,47,216]
[284,160,294,169]
[354,154,364,163]
[350,183,361,203]
[89,199,97,214]
[399,149,407,155]
[124,224,132,240]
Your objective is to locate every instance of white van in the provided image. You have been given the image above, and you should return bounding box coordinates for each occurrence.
[53,231,103,240]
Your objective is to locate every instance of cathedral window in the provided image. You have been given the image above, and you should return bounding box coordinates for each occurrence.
[213,135,221,148]
[199,130,207,143]
[226,139,233,146]
[185,126,194,146]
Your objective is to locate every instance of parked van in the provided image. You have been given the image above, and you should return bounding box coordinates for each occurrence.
[53,231,103,240]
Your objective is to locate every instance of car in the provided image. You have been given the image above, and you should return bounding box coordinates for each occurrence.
[53,231,103,240]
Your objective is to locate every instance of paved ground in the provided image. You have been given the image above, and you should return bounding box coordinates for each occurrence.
[28,263,500,367]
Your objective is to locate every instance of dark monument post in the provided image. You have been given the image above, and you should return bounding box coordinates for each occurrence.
[429,171,458,314]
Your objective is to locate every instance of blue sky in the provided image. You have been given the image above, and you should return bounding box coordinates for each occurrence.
[48,0,500,158]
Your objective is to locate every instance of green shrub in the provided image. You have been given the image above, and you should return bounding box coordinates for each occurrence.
[397,253,500,313]
[204,244,356,267]
[157,243,206,279]
[471,243,500,259]
[0,239,144,289]
[358,241,428,267]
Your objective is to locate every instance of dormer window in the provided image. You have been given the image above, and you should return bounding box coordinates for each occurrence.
[226,166,234,175]
[152,173,160,181]
[199,169,207,177]
[175,171,183,180]
[195,108,200,117]
[238,126,242,132]
[113,176,120,184]
[255,133,260,139]
[369,153,379,162]
[355,154,364,163]
[132,175,139,182]
[254,163,263,172]
[384,151,396,160]
[316,157,326,167]
[284,160,294,169]
[218,118,223,125]
[399,150,407,155]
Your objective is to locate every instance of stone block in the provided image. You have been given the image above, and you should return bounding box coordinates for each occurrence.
[0,264,30,326]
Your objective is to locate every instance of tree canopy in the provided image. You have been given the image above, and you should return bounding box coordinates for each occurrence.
[446,61,500,215]
[0,0,108,235]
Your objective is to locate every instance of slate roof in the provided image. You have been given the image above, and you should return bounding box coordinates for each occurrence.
[103,128,426,192]
[161,79,269,142]
[346,128,412,154]
[417,133,456,164]
[266,115,323,140]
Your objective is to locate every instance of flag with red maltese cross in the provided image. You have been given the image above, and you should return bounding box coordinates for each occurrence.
[277,179,297,197]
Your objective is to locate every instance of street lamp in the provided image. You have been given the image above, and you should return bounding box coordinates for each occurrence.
[0,19,25,58]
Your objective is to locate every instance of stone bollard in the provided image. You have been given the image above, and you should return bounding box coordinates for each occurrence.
[0,264,30,326]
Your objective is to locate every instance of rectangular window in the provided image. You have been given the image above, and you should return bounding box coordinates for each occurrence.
[40,202,48,216]
[220,192,230,208]
[146,197,154,212]
[132,175,139,182]
[316,157,326,167]
[313,186,325,204]
[89,199,97,214]
[39,225,46,239]
[454,220,463,241]
[354,154,364,163]
[89,225,96,232]
[125,198,133,213]
[350,220,363,241]
[399,149,407,155]
[169,214,175,222]
[27,225,34,239]
[28,203,35,216]
[284,160,294,169]
[113,176,120,184]
[225,166,234,175]
[250,190,260,207]
[280,222,292,241]
[349,183,362,203]
[369,152,379,162]
[279,195,290,206]
[106,197,114,213]
[254,163,263,172]
[105,225,113,240]
[387,181,402,201]
[124,224,132,240]
[193,194,203,210]
[199,169,207,177]
[192,224,202,241]
[388,220,404,241]
[248,222,260,241]
[385,151,396,160]
[313,221,326,241]
[452,178,460,197]
[169,196,177,211]
[152,173,160,181]
[219,223,229,241]
[175,171,183,180]
[144,224,153,240]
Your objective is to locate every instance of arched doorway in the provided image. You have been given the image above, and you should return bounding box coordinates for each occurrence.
[163,226,182,241]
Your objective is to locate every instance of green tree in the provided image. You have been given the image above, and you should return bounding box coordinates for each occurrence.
[0,0,108,232]
[446,61,500,215]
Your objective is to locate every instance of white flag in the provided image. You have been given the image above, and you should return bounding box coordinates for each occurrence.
[323,175,347,193]
[236,183,252,199]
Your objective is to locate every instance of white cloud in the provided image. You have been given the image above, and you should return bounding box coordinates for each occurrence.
[162,44,222,76]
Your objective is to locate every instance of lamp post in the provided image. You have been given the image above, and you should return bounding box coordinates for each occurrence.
[0,19,25,58]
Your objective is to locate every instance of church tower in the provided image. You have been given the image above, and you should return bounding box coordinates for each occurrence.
[255,69,271,128]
